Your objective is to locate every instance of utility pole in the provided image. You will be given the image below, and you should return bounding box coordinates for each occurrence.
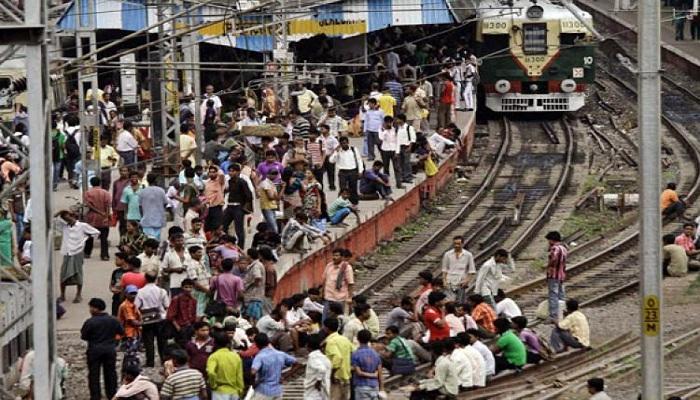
[272,0,294,112]
[157,0,181,182]
[638,0,663,399]
[23,0,55,397]
[183,19,201,163]
[75,0,100,195]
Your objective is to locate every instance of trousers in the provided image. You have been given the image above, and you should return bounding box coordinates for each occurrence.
[550,326,584,353]
[323,158,336,189]
[338,169,359,204]
[84,226,109,258]
[547,278,566,320]
[87,347,118,400]
[399,145,413,181]
[365,131,380,160]
[437,103,452,129]
[380,150,402,187]
[223,204,246,246]
[141,321,167,367]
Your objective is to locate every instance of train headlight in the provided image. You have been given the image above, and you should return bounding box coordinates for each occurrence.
[529,84,538,92]
[495,80,511,94]
[561,79,577,93]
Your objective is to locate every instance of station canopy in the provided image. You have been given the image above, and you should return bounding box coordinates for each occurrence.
[56,0,458,52]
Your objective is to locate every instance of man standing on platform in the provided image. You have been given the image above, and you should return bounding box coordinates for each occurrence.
[81,298,123,400]
[83,176,111,261]
[56,210,100,304]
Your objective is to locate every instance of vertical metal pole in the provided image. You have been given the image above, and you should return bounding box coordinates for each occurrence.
[183,27,201,164]
[27,0,55,397]
[158,0,181,179]
[638,0,663,398]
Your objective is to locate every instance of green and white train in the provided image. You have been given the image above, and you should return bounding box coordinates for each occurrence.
[474,0,596,112]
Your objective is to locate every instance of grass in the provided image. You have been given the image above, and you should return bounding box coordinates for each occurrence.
[375,213,431,257]
[531,258,547,271]
[560,209,626,240]
[686,274,700,296]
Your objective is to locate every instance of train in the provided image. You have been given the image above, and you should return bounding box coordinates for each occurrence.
[474,0,597,112]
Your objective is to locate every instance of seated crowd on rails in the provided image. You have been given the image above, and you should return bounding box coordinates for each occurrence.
[73,230,592,400]
[660,181,700,277]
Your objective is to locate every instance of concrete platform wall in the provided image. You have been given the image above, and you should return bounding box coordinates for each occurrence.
[273,112,476,301]
[576,0,700,80]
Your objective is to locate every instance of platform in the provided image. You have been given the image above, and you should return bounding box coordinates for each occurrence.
[576,0,700,78]
[52,110,476,330]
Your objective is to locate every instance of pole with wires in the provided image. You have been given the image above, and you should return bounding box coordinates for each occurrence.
[157,0,181,182]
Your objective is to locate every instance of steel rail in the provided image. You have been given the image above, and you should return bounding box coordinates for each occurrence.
[356,117,512,297]
[508,67,700,302]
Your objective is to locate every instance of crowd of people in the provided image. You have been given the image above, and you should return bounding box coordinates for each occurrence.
[0,25,628,400]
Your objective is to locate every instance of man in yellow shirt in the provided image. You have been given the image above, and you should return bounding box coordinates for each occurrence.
[206,333,244,399]
[96,136,118,189]
[323,317,353,400]
[377,89,397,117]
[550,299,589,353]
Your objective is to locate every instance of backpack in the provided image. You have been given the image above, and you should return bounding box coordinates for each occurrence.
[64,129,81,160]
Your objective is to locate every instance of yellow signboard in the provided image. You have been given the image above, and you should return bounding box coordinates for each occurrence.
[198,18,367,38]
[643,295,660,336]
[288,19,366,36]
[482,19,511,34]
[560,19,589,33]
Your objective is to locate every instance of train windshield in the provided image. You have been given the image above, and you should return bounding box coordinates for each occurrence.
[523,23,547,54]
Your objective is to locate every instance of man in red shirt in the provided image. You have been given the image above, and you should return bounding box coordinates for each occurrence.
[166,279,198,346]
[184,320,214,377]
[675,222,700,269]
[120,257,146,289]
[437,73,455,129]
[423,291,450,343]
[83,176,111,260]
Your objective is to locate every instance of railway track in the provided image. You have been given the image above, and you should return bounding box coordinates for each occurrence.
[507,50,700,324]
[279,117,575,399]
[361,118,574,322]
[469,325,700,400]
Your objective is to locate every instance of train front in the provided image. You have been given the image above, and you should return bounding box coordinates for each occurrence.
[476,2,596,113]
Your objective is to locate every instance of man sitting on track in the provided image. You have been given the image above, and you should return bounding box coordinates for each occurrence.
[549,299,590,353]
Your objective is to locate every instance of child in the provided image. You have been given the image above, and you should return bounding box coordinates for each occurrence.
[109,252,129,316]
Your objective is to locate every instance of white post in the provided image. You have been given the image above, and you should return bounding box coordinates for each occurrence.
[26,0,55,397]
[638,0,663,399]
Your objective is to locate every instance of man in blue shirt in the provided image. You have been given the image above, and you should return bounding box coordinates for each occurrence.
[363,98,385,162]
[359,160,394,203]
[251,333,299,399]
[351,329,383,400]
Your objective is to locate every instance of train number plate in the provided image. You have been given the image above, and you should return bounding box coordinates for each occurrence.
[572,67,584,78]
[482,19,511,34]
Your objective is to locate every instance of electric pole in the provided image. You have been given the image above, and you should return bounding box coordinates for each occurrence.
[638,0,663,398]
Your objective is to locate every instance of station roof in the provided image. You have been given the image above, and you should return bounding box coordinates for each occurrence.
[56,0,456,52]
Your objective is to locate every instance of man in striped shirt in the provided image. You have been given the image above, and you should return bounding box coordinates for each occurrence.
[160,349,208,400]
[545,231,568,322]
[289,109,311,139]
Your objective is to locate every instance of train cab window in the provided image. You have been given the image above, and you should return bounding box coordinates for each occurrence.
[523,23,547,54]
[560,33,585,45]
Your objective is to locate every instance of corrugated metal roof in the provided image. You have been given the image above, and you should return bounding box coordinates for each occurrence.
[56,0,456,52]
